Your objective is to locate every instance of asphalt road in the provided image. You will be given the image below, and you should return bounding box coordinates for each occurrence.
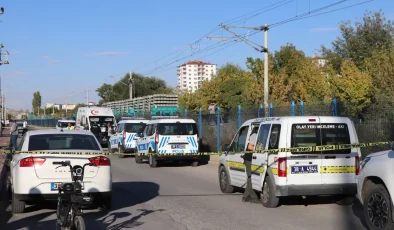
[0,152,369,230]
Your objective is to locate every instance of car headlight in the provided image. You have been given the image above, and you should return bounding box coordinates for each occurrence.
[101,127,106,132]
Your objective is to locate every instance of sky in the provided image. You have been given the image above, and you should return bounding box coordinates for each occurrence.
[0,0,393,110]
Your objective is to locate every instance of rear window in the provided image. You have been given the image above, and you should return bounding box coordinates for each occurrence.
[157,123,198,135]
[28,134,101,151]
[125,123,146,133]
[57,122,76,128]
[291,123,351,154]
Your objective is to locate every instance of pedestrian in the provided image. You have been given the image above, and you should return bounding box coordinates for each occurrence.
[242,126,261,203]
[208,102,216,126]
[22,119,28,134]
[9,119,18,151]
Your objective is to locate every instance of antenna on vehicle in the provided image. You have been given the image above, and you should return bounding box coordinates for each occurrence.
[60,127,64,132]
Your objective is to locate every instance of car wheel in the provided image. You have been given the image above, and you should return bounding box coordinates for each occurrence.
[135,155,143,164]
[12,190,26,214]
[191,161,199,167]
[261,176,280,208]
[219,166,234,193]
[118,145,125,158]
[107,141,113,153]
[149,155,158,168]
[364,183,394,230]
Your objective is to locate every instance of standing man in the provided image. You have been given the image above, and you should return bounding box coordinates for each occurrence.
[208,102,216,126]
[9,119,18,151]
[22,119,28,135]
[242,126,261,203]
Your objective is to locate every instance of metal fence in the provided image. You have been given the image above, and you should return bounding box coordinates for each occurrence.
[29,99,394,157]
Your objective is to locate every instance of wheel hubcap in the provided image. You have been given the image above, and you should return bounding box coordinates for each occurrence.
[367,192,389,228]
[220,171,227,190]
[262,181,269,203]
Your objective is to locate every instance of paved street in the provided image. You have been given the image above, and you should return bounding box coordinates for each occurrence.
[0,154,368,230]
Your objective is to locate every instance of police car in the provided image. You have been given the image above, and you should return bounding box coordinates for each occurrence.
[135,116,207,167]
[108,117,147,157]
[219,116,361,208]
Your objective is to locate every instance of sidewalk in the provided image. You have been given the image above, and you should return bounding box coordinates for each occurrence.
[0,129,10,204]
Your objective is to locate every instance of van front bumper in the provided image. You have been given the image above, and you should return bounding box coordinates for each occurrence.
[275,183,357,196]
[147,154,210,162]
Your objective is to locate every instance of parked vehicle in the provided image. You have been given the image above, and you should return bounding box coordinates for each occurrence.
[219,116,360,208]
[357,142,394,230]
[10,129,112,214]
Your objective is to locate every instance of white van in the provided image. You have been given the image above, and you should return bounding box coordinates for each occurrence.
[108,118,148,157]
[75,106,117,146]
[219,116,361,208]
[135,116,208,167]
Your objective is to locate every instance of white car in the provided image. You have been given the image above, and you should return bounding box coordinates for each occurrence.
[357,143,394,230]
[10,129,112,214]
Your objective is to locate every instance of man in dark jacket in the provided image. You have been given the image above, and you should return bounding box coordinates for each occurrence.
[9,119,18,151]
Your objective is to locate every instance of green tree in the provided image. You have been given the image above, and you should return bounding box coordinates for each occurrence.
[328,60,373,115]
[321,10,394,73]
[96,73,174,104]
[364,47,394,104]
[32,91,42,115]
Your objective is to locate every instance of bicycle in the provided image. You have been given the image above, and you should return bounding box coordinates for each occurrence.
[53,160,96,230]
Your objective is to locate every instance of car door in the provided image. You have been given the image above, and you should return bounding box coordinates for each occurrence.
[137,124,152,154]
[227,125,249,188]
[251,123,271,190]
[110,124,121,149]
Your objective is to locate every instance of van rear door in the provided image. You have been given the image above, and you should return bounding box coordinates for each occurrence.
[286,117,322,186]
[157,122,199,154]
[319,117,357,185]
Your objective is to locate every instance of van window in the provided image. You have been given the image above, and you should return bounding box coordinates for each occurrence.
[125,123,146,133]
[157,123,198,135]
[291,123,351,154]
[256,124,271,150]
[230,126,249,152]
[57,122,75,128]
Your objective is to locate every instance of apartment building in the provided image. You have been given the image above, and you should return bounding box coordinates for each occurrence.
[177,60,217,92]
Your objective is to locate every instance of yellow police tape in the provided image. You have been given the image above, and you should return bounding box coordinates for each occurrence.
[2,141,390,156]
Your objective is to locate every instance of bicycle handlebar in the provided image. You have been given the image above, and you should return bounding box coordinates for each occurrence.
[52,161,97,182]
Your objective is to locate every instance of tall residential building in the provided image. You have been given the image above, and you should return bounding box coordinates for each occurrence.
[177,60,217,92]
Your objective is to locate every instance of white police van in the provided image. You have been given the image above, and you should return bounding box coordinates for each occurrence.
[108,117,147,157]
[135,116,207,167]
[219,116,361,208]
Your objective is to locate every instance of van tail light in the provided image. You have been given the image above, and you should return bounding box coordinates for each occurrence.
[355,156,360,175]
[278,157,287,177]
[123,132,126,140]
[197,134,199,144]
[89,156,111,166]
[20,157,46,167]
[155,133,159,147]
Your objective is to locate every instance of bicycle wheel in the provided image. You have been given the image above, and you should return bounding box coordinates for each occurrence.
[73,216,85,230]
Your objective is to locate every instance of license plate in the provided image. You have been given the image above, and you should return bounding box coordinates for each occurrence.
[291,165,318,174]
[171,144,185,149]
[51,182,84,191]
[51,182,62,191]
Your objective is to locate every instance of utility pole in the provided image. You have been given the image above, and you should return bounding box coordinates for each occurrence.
[64,97,68,115]
[129,71,133,100]
[217,24,269,115]
[0,4,9,135]
[84,89,91,105]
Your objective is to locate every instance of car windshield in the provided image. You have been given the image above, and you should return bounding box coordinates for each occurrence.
[125,123,146,133]
[89,116,115,126]
[157,123,198,135]
[57,122,76,128]
[28,134,101,151]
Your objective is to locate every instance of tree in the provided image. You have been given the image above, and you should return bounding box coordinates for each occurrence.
[329,60,373,115]
[364,47,394,104]
[96,73,174,104]
[321,10,394,73]
[32,91,42,115]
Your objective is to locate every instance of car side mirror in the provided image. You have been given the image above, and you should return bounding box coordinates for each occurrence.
[390,141,394,151]
[138,132,143,137]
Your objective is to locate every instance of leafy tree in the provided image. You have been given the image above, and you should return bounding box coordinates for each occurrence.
[364,47,394,104]
[32,91,42,115]
[321,10,394,73]
[96,73,174,104]
[328,60,373,115]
